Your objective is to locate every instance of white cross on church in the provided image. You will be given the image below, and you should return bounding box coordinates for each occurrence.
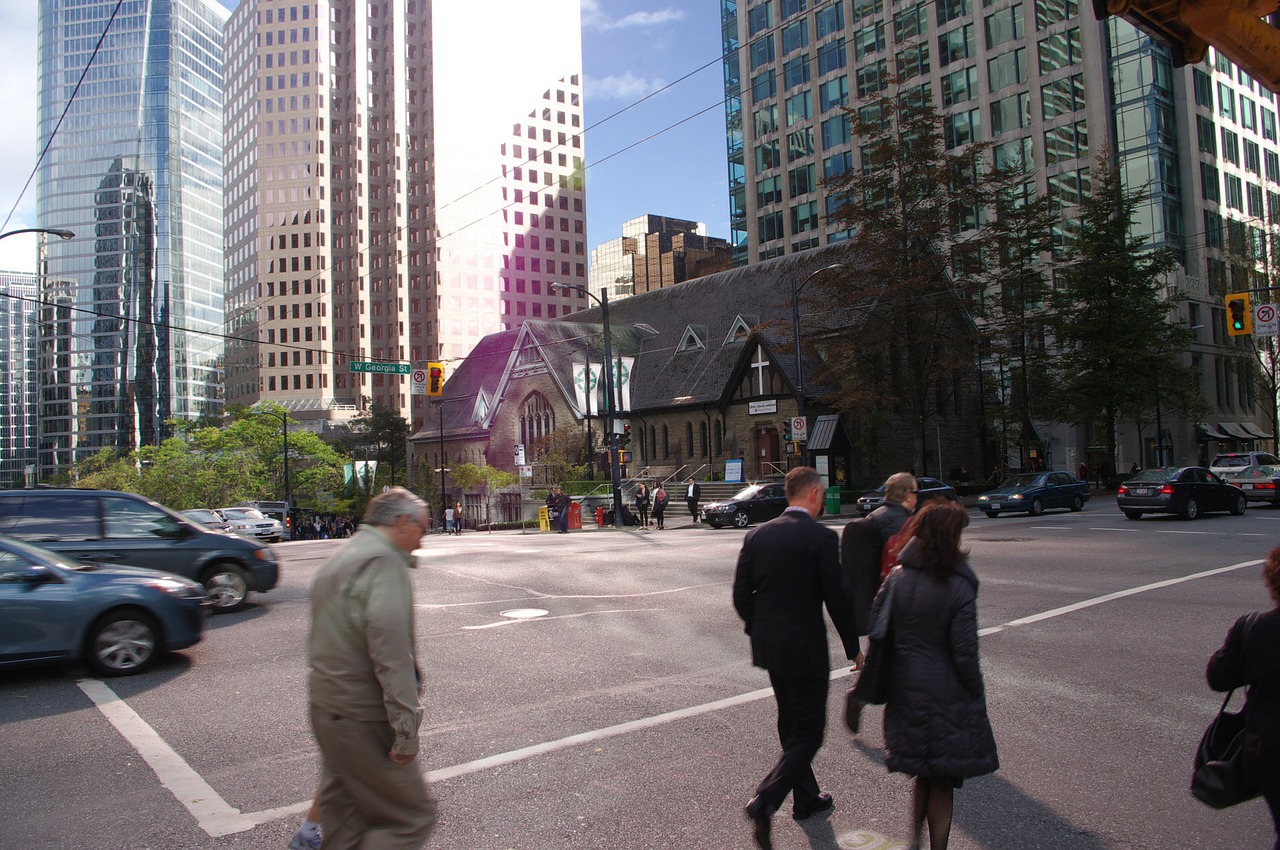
[750,347,770,396]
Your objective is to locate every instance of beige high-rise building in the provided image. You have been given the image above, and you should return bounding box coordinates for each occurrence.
[222,0,587,433]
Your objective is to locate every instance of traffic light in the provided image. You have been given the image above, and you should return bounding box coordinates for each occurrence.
[1226,293,1253,336]
[620,424,631,448]
[427,362,445,395]
[783,419,792,441]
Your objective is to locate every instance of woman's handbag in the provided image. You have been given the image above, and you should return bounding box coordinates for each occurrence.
[1191,613,1260,809]
[851,567,899,706]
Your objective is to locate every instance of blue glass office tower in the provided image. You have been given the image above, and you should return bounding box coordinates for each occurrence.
[36,0,227,478]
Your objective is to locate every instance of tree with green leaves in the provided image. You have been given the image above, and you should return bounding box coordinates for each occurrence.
[814,82,989,474]
[1047,158,1202,472]
[452,462,520,528]
[976,167,1061,470]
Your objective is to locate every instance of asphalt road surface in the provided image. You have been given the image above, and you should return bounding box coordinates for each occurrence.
[2,502,1277,849]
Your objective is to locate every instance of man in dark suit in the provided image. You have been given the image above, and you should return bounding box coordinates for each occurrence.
[685,477,701,523]
[733,467,862,849]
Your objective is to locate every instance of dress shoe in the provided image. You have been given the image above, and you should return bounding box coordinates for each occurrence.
[744,796,773,849]
[792,792,834,820]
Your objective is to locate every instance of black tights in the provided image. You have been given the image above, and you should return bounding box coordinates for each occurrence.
[911,777,955,850]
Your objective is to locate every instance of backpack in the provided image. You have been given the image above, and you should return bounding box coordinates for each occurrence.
[881,525,911,580]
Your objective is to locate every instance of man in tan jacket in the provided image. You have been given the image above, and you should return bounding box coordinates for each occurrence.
[308,487,435,850]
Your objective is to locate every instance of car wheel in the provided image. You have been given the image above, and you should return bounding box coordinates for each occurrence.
[1181,497,1199,521]
[1070,494,1084,512]
[732,510,751,529]
[85,610,160,677]
[1123,510,1143,520]
[985,511,999,519]
[1230,494,1247,516]
[1029,497,1044,516]
[203,563,249,613]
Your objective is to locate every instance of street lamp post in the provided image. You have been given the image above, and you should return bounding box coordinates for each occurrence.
[552,282,624,528]
[0,228,75,242]
[790,263,843,467]
[252,406,289,506]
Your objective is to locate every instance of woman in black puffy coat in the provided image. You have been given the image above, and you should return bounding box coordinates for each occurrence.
[870,500,998,850]
[1206,544,1280,849]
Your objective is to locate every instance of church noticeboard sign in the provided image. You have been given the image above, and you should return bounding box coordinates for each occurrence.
[725,458,744,483]
[748,400,778,415]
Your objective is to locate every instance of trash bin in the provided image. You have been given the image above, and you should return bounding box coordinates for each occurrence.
[538,506,551,532]
[567,502,583,530]
[824,486,842,516]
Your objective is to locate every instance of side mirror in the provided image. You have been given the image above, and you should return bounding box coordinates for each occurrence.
[2,566,57,585]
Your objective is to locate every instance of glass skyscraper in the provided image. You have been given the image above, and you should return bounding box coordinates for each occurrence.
[36,0,227,478]
[0,272,40,488]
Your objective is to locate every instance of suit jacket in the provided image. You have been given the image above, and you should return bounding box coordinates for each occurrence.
[839,516,882,636]
[686,483,701,502]
[733,509,861,678]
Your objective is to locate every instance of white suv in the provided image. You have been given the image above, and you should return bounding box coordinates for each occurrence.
[1209,451,1280,476]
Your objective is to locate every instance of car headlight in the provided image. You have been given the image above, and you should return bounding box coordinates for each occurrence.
[1011,494,1024,500]
[978,495,988,501]
[143,577,206,599]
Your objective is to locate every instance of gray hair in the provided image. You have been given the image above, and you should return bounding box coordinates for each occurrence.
[363,487,429,527]
[884,472,918,505]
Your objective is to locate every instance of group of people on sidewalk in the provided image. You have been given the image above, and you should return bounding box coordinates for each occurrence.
[287,464,1279,850]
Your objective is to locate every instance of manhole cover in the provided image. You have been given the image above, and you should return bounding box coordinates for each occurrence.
[499,608,548,619]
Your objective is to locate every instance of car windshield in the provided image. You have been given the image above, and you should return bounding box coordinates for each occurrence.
[1239,466,1280,479]
[1212,455,1252,469]
[999,474,1044,489]
[1128,467,1178,482]
[732,486,764,501]
[222,508,265,520]
[184,510,218,522]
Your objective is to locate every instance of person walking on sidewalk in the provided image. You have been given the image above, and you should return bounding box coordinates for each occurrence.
[653,485,669,529]
[685,477,702,524]
[635,482,651,529]
[307,488,436,850]
[733,467,861,849]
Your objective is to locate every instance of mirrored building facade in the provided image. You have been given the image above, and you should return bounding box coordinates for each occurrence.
[36,0,227,478]
[0,272,40,488]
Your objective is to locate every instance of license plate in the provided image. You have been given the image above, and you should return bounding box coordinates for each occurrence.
[987,503,1001,509]
[1241,483,1254,489]
[1131,488,1151,496]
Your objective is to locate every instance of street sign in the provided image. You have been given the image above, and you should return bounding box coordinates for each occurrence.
[515,444,526,465]
[790,416,808,441]
[1255,302,1278,338]
[411,368,428,394]
[349,360,411,375]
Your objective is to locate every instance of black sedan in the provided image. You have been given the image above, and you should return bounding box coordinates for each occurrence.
[700,483,788,528]
[1223,465,1280,506]
[855,477,957,515]
[1116,466,1247,520]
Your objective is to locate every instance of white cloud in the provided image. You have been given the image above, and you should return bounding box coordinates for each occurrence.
[586,72,668,101]
[0,1,40,257]
[581,1,685,30]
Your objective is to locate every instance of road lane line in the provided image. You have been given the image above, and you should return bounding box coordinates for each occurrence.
[1029,526,1073,530]
[1090,527,1139,532]
[76,678,256,837]
[1154,530,1211,535]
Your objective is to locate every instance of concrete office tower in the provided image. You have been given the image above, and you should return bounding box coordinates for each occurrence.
[35,0,227,478]
[589,215,733,302]
[719,0,1280,465]
[222,0,587,433]
[0,272,40,488]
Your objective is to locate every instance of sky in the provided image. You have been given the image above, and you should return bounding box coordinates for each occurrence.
[0,0,730,274]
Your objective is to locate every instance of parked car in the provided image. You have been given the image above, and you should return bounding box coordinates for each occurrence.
[216,507,285,543]
[0,489,279,613]
[1208,451,1280,476]
[977,471,1090,518]
[700,483,788,528]
[1223,465,1280,506]
[0,536,210,676]
[1116,466,1247,520]
[179,509,231,532]
[855,477,957,515]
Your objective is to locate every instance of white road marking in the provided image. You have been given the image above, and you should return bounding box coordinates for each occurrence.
[82,557,1265,837]
[1154,530,1212,535]
[1090,527,1139,532]
[76,678,257,837]
[1029,526,1073,530]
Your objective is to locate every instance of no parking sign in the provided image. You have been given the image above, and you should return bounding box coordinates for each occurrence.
[411,368,428,394]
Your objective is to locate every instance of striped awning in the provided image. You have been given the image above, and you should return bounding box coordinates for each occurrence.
[1220,422,1253,440]
[1199,422,1230,440]
[1242,421,1275,439]
[807,414,841,451]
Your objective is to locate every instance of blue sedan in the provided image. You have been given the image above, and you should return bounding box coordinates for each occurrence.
[0,537,209,676]
[977,471,1091,517]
